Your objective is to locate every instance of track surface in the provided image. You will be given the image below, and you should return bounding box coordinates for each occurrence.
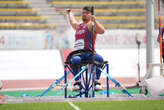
[1,77,137,91]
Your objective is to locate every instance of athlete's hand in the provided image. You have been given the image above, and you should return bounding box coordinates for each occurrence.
[66,8,71,14]
[90,15,96,22]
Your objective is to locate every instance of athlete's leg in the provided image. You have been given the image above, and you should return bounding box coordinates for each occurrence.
[94,53,104,80]
[71,55,83,91]
[84,53,104,91]
[71,56,82,81]
[86,53,104,80]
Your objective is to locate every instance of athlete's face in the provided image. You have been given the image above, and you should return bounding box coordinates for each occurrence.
[82,10,91,22]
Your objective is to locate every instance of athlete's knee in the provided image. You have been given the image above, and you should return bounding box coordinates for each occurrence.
[72,56,82,65]
[94,54,104,62]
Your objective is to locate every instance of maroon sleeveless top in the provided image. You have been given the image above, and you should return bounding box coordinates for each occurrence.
[74,23,96,51]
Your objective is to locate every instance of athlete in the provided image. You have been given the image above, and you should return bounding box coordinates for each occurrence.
[157,27,164,62]
[66,6,105,91]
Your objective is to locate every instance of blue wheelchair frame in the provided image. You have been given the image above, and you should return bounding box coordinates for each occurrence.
[64,62,110,98]
[39,50,133,98]
[64,59,133,98]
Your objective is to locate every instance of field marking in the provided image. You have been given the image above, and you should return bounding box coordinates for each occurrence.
[68,101,81,110]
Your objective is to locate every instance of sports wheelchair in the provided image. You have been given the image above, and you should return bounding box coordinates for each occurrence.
[64,49,109,98]
[64,50,132,98]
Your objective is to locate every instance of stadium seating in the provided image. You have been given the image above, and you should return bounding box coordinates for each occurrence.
[0,0,163,29]
[0,9,39,16]
[0,0,55,29]
[50,0,164,29]
[0,23,57,30]
[50,0,146,29]
[0,1,30,8]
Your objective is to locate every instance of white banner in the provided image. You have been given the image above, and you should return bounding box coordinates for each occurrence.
[0,29,160,49]
[96,29,159,48]
[0,30,45,49]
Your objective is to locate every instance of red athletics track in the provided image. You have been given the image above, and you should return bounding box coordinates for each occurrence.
[1,77,137,91]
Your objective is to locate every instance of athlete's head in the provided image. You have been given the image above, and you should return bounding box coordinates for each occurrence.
[82,6,93,22]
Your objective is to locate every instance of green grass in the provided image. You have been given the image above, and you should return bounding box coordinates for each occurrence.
[0,100,164,110]
[0,102,74,110]
[75,100,164,110]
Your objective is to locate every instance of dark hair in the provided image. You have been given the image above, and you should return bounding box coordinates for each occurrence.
[83,6,93,13]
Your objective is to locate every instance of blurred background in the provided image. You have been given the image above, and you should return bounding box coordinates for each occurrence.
[0,0,164,91]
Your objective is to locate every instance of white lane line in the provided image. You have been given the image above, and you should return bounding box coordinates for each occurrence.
[68,101,81,110]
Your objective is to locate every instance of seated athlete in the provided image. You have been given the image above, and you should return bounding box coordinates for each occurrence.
[66,6,105,91]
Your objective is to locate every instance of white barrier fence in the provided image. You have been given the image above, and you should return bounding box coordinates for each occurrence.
[0,49,161,80]
[0,50,63,80]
